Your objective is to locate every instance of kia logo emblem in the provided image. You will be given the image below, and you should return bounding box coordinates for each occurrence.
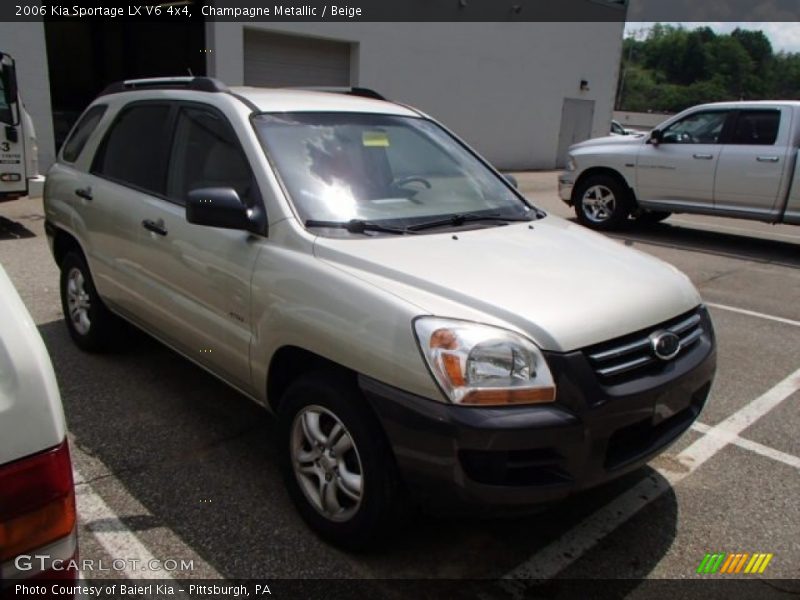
[650,331,681,360]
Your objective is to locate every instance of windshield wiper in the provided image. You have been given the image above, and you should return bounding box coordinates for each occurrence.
[305,219,411,235]
[406,212,534,232]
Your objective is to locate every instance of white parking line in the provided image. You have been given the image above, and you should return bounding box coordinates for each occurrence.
[691,422,800,470]
[503,366,800,580]
[707,302,800,328]
[73,466,174,581]
[71,447,221,581]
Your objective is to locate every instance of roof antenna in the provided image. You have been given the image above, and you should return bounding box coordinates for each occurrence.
[187,68,194,76]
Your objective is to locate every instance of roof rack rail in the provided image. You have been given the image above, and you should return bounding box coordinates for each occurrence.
[99,76,228,96]
[283,86,386,101]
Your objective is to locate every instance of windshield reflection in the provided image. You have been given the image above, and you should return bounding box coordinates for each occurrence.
[254,112,533,229]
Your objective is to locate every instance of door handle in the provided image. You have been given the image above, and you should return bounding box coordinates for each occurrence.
[74,187,93,200]
[692,153,713,160]
[756,156,779,163]
[142,219,168,236]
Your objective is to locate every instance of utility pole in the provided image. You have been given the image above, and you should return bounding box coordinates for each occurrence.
[615,26,648,110]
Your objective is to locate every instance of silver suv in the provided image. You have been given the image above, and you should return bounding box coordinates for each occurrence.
[44,77,716,547]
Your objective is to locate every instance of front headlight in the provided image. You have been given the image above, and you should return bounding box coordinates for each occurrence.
[413,317,556,406]
[566,155,576,172]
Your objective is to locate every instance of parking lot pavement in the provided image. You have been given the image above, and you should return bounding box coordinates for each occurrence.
[1,174,798,589]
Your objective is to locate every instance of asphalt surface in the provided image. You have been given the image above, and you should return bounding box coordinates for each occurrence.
[1,172,798,593]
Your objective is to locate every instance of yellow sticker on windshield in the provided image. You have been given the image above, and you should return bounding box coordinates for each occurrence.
[362,131,390,147]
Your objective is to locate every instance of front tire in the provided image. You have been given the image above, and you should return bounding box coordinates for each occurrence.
[574,174,631,231]
[59,251,123,352]
[277,371,401,549]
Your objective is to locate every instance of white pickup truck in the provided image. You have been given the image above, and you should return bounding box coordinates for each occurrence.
[559,101,800,230]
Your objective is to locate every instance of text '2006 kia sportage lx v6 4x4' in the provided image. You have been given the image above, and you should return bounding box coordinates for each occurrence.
[43,77,716,548]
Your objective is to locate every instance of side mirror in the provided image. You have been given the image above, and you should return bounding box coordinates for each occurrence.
[649,129,663,145]
[502,173,519,189]
[186,187,253,231]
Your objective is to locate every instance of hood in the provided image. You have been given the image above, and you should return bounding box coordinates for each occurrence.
[571,134,647,150]
[312,217,701,352]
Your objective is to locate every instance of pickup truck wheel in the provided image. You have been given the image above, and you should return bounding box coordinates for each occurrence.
[278,372,400,549]
[574,175,631,230]
[59,252,122,352]
[634,210,671,225]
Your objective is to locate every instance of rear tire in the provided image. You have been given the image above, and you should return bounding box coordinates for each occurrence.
[574,174,631,231]
[59,251,124,352]
[277,371,401,550]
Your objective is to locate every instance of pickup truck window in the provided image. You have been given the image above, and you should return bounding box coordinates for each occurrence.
[62,105,106,163]
[662,111,729,144]
[730,110,779,145]
[254,112,529,227]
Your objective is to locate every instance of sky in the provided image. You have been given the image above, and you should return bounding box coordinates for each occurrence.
[624,22,800,54]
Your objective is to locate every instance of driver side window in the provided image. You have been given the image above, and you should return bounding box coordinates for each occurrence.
[166,105,258,207]
[662,111,730,145]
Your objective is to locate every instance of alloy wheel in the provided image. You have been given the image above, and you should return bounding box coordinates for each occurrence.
[290,405,364,522]
[582,184,617,223]
[66,267,92,335]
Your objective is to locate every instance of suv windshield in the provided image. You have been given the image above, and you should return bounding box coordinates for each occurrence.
[253,112,534,229]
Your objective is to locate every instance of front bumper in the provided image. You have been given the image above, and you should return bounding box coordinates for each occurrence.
[27,175,46,199]
[361,309,715,513]
[558,173,574,204]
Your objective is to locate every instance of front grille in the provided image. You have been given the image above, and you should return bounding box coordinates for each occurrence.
[584,308,705,383]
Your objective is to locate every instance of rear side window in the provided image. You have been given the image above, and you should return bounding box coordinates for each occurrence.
[62,105,106,163]
[730,110,780,145]
[91,104,172,195]
[166,106,257,206]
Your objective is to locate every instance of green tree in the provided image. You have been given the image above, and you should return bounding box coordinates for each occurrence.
[617,24,799,112]
[772,52,800,99]
[706,36,753,98]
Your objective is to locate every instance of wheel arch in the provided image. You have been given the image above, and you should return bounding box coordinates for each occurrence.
[266,345,357,413]
[572,167,638,206]
[52,227,87,268]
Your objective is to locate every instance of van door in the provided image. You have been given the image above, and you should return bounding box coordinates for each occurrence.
[133,104,263,392]
[713,108,789,217]
[0,53,27,199]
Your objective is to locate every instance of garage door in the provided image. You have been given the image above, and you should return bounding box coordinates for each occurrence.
[243,29,352,87]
